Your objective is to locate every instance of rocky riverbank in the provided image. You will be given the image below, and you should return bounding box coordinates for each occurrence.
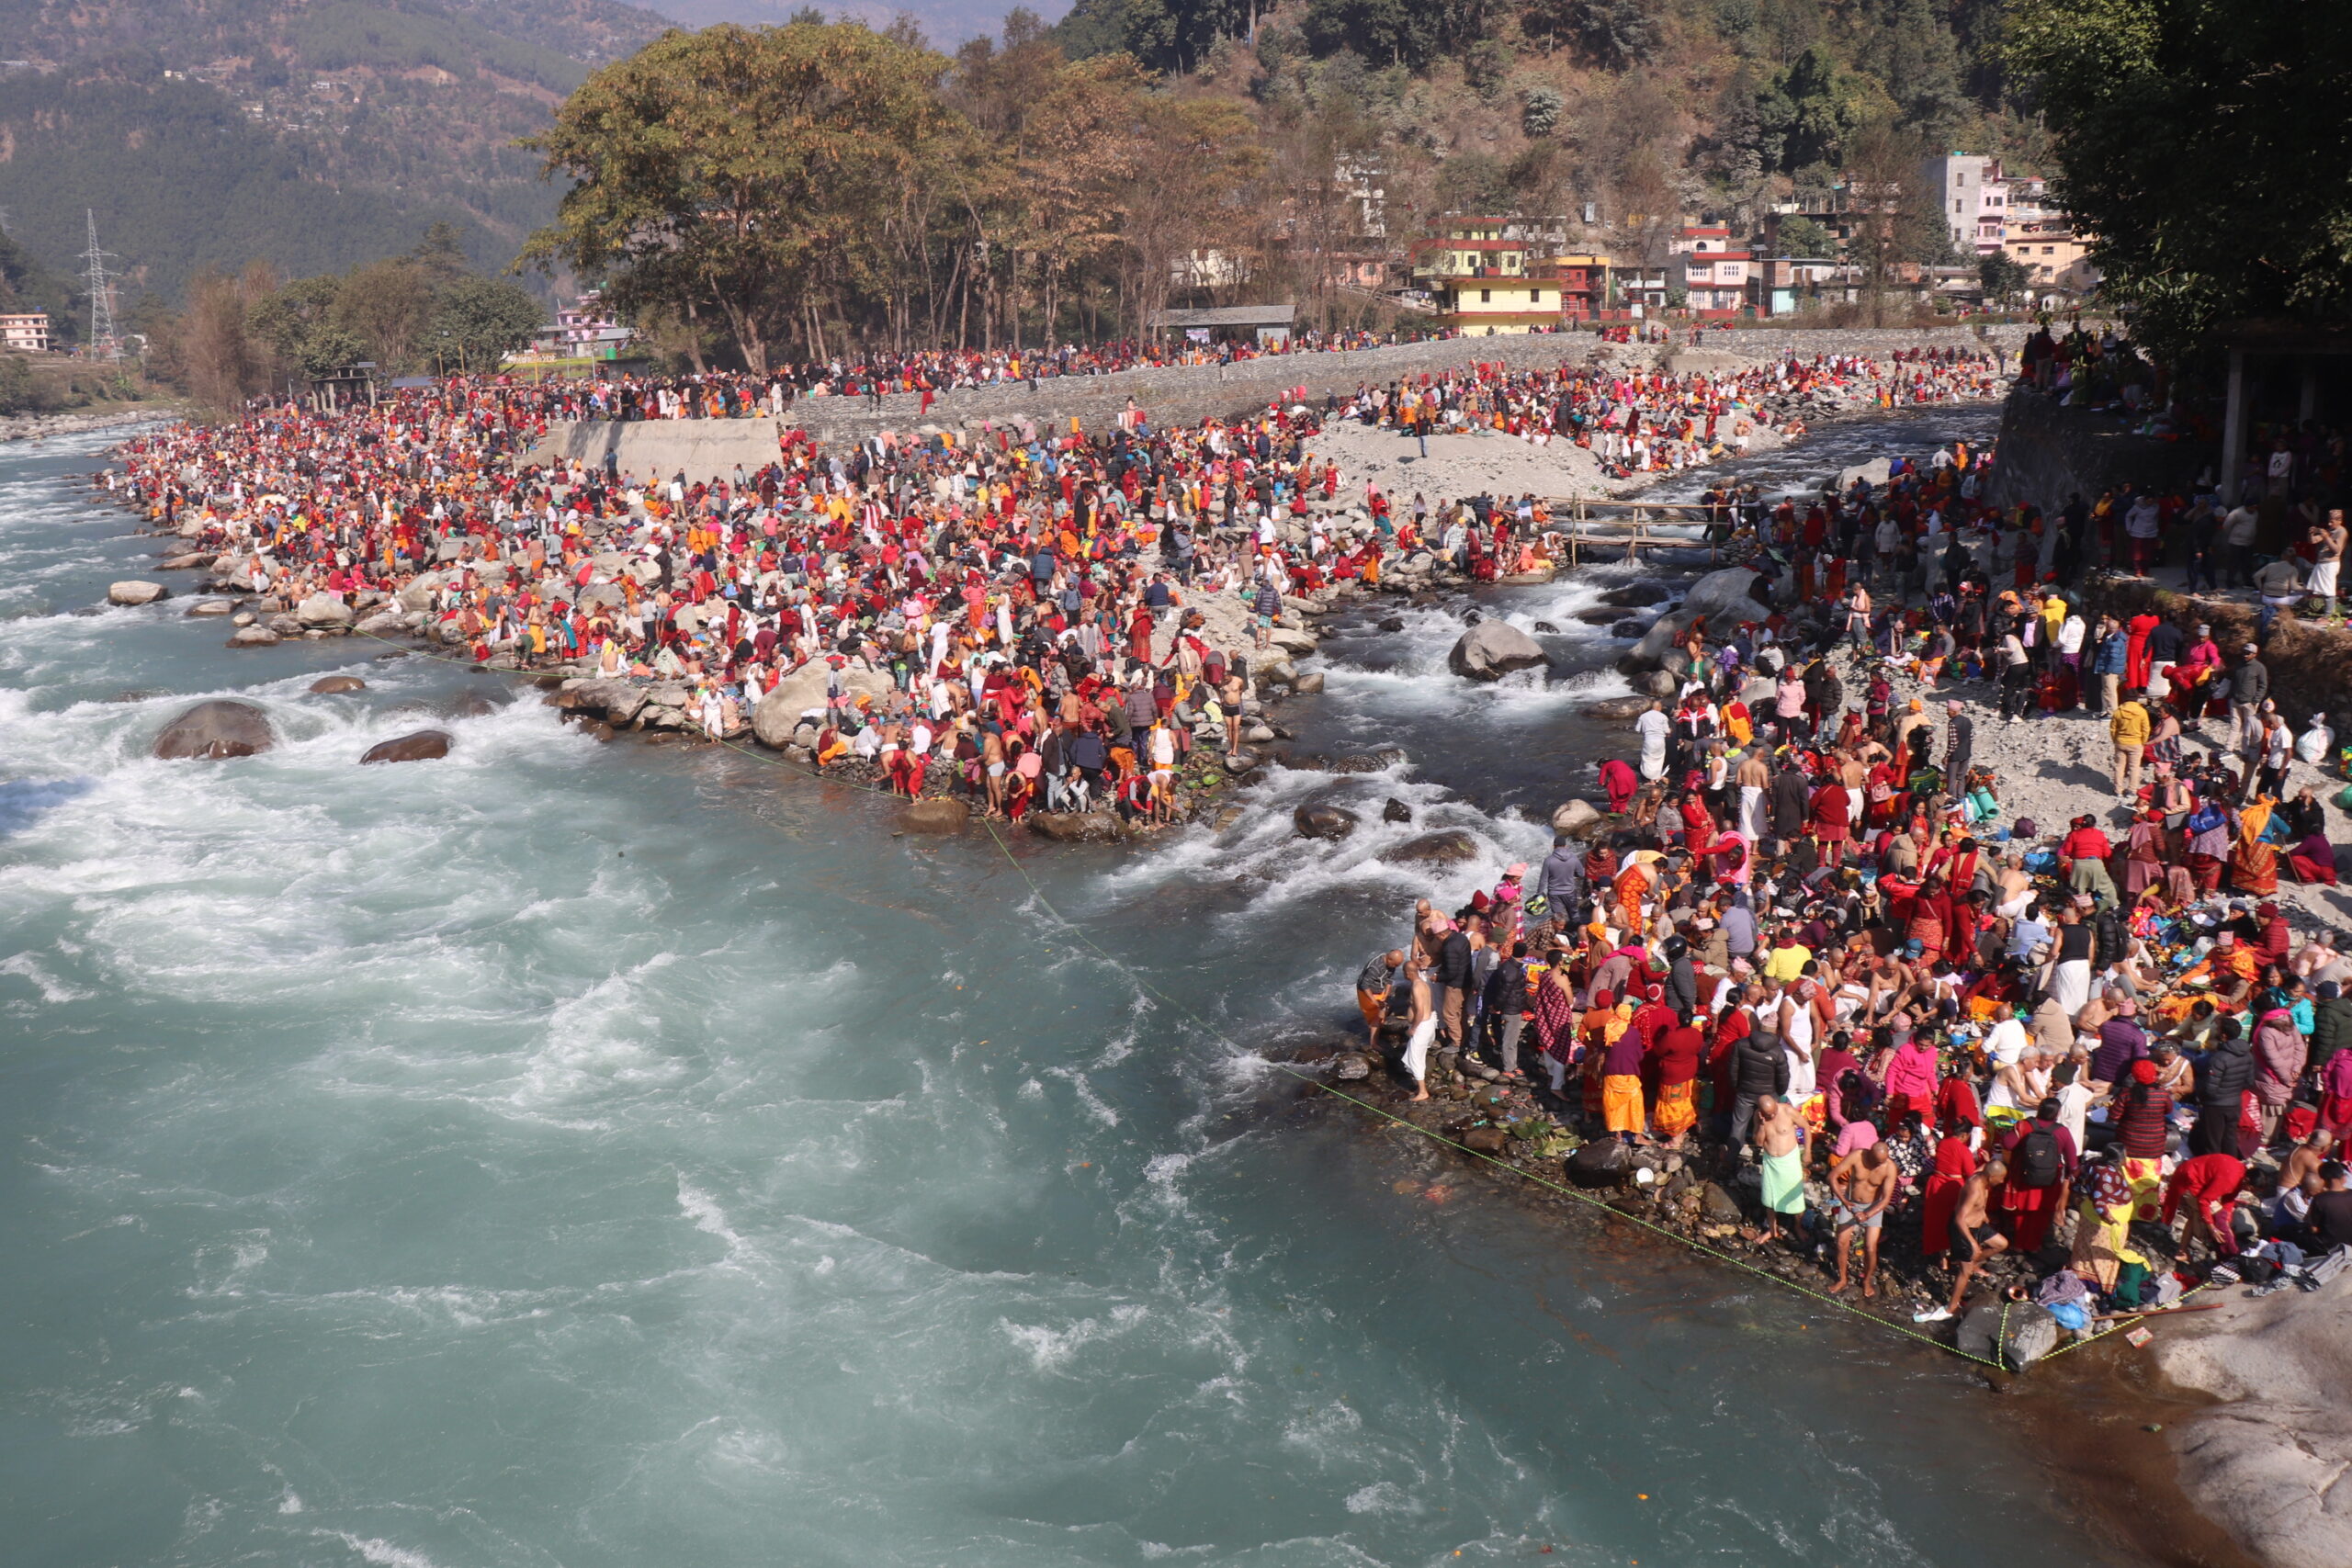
[3,405,177,443]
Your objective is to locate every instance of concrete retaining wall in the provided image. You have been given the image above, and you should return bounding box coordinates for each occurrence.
[530,323,2031,483]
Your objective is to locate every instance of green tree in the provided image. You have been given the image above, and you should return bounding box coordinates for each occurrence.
[1777,214,1834,256]
[431,275,545,371]
[1977,249,2031,306]
[522,22,961,373]
[2007,0,2352,356]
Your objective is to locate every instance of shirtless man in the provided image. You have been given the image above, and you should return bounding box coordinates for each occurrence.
[2279,1131,2337,1199]
[1744,1094,1806,1246]
[1401,957,1438,1103]
[1829,1142,1899,1298]
[1917,1158,2009,1323]
[980,728,1008,816]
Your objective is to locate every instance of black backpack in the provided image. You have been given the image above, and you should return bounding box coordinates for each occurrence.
[2013,1122,2064,1189]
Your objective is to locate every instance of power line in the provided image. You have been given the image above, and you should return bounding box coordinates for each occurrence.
[79,209,124,362]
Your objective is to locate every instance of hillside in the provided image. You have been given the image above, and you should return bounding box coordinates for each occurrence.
[0,0,676,303]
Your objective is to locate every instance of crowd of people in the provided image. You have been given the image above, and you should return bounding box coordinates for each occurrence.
[1360,437,2352,1327]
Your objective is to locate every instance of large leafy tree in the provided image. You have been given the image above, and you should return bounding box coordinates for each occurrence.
[2008,0,2352,356]
[522,22,959,374]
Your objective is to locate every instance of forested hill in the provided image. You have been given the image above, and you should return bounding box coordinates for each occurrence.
[0,0,675,305]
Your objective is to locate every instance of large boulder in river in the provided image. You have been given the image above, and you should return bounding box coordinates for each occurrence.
[1446,619,1549,682]
[1599,583,1669,608]
[295,592,355,627]
[153,700,274,760]
[310,675,366,694]
[573,678,648,727]
[1624,567,1767,669]
[1027,810,1130,843]
[751,663,895,748]
[226,625,280,649]
[1294,802,1359,840]
[1552,799,1606,840]
[108,581,167,606]
[900,797,970,834]
[1384,829,1480,863]
[1583,694,1653,721]
[360,729,453,764]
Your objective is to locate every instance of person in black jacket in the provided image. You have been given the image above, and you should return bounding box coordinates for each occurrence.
[2196,1019,2256,1156]
[1728,987,1791,1150]
[1483,941,1531,1078]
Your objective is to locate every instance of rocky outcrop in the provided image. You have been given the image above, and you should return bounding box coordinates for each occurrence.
[309,675,366,694]
[1329,746,1408,774]
[107,581,167,606]
[360,729,453,764]
[1551,799,1605,840]
[1294,803,1358,840]
[899,797,970,834]
[153,700,274,760]
[1383,829,1480,863]
[1027,810,1131,843]
[2155,1278,2352,1568]
[751,664,895,748]
[1623,567,1769,671]
[295,592,355,627]
[1446,619,1549,682]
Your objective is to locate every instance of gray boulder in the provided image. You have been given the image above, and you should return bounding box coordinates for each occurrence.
[1383,829,1480,863]
[309,675,366,694]
[1955,1299,2060,1371]
[153,699,274,760]
[361,729,453,764]
[1446,619,1548,682]
[1583,695,1652,721]
[185,600,235,617]
[108,581,167,606]
[576,679,649,727]
[1293,671,1326,694]
[226,625,279,649]
[1551,799,1605,839]
[1329,746,1408,774]
[751,664,894,748]
[1294,803,1359,840]
[1027,811,1130,843]
[900,797,970,834]
[1625,567,1767,669]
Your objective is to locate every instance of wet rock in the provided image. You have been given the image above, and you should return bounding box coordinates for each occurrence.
[158,552,215,570]
[900,797,970,834]
[1027,810,1129,843]
[1551,799,1605,839]
[751,664,893,748]
[1600,583,1668,608]
[294,592,354,627]
[1611,618,1647,638]
[446,689,500,718]
[1292,671,1326,694]
[1583,695,1652,721]
[226,625,279,648]
[309,675,367,694]
[1329,746,1407,774]
[153,699,274,760]
[1641,670,1680,697]
[1461,1125,1510,1155]
[1574,607,1624,625]
[1293,803,1359,840]
[185,600,235,616]
[1566,1139,1635,1188]
[1222,748,1261,773]
[1446,619,1549,682]
[1532,620,1560,633]
[1246,723,1276,743]
[1956,1299,2060,1370]
[1209,804,1247,830]
[1331,1053,1373,1081]
[583,720,616,742]
[1377,616,1406,632]
[1384,829,1479,863]
[356,610,407,637]
[107,581,167,606]
[1700,1182,1745,1224]
[360,729,453,764]
[573,679,648,727]
[1382,796,1413,823]
[268,614,303,637]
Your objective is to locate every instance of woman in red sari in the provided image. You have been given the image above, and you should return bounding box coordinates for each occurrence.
[1919,1120,1979,1262]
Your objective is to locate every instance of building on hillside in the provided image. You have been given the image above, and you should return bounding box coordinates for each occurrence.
[1920,153,2013,254]
[2001,220,2101,302]
[0,312,53,354]
[1532,254,1612,321]
[1749,256,1862,317]
[526,289,635,363]
[1670,226,1754,318]
[1614,264,1671,315]
[1409,219,1556,333]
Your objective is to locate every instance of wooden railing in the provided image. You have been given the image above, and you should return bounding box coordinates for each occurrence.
[1537,497,1739,566]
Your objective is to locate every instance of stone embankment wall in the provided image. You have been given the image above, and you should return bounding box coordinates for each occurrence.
[1986,386,2211,513]
[530,324,2030,482]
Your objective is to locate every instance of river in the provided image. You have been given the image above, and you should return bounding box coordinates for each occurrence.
[0,404,2151,1568]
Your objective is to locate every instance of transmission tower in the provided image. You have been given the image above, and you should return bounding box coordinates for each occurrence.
[79,209,123,361]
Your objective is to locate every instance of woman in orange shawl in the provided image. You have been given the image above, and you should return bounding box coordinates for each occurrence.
[2230,796,2280,897]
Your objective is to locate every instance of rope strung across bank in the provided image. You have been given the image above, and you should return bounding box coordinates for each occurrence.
[352,627,2198,1370]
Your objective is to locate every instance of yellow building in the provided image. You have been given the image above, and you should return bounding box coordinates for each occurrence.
[2002,221,2100,296]
[1408,220,1556,334]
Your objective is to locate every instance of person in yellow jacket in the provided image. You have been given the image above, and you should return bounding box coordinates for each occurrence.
[2109,690,2151,798]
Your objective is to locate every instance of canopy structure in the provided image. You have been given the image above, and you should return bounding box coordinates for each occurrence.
[1148,304,1296,344]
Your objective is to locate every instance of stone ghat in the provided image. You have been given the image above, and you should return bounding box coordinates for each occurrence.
[528,325,2029,482]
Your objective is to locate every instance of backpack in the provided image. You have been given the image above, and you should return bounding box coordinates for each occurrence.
[2188,803,2226,835]
[2013,1122,2063,1189]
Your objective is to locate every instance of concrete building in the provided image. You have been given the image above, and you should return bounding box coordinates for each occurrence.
[526,290,635,363]
[2001,220,2101,301]
[1670,226,1753,317]
[1408,220,1555,334]
[1920,153,2013,254]
[0,311,52,354]
[1532,254,1613,321]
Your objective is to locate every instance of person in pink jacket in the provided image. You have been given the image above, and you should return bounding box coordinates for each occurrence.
[2252,1007,2309,1151]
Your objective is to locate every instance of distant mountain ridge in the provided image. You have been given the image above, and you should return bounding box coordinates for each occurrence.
[0,0,677,303]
